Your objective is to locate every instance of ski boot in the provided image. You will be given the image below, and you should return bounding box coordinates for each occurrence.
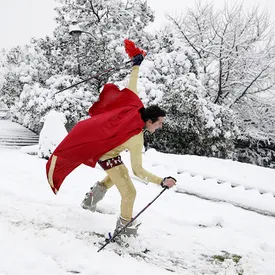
[112,217,141,245]
[81,181,107,212]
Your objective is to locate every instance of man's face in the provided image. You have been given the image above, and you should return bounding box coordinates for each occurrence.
[145,116,165,133]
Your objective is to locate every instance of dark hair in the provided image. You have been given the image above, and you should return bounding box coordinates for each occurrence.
[140,105,166,123]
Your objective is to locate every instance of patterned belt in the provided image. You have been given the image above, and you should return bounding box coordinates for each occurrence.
[98,155,123,170]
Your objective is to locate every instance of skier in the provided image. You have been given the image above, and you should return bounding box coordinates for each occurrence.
[81,42,176,237]
[46,40,176,239]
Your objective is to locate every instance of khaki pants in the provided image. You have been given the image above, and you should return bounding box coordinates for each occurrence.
[98,66,139,221]
[100,164,136,221]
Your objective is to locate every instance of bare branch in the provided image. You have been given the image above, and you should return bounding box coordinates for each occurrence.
[232,63,271,105]
[89,0,101,23]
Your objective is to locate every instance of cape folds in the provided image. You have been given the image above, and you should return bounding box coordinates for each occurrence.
[46,84,144,194]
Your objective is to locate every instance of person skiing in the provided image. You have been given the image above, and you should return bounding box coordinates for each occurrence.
[46,39,176,238]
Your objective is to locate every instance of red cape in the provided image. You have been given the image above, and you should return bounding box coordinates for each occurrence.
[46,84,144,194]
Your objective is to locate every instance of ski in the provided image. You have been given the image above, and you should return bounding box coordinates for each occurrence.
[89,231,151,260]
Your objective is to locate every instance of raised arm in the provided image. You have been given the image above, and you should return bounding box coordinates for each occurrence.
[127,54,144,96]
[127,66,139,95]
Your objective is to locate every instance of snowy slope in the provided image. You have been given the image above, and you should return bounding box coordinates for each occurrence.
[141,149,275,216]
[1,148,275,275]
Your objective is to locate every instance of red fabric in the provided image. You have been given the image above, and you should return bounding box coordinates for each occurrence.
[46,84,144,194]
[124,39,146,58]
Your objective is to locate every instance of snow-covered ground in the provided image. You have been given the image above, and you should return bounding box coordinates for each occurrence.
[1,142,275,274]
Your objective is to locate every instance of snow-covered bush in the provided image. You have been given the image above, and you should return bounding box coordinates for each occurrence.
[11,74,97,133]
[38,110,68,159]
[233,137,275,168]
[145,73,238,158]
[139,37,238,158]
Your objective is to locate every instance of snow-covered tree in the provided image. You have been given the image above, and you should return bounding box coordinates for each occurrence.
[167,2,275,106]
[164,1,275,163]
[9,0,155,132]
[53,0,154,81]
[12,74,96,133]
[236,94,275,141]
[0,50,7,91]
[0,47,25,108]
[131,29,238,158]
[1,39,58,109]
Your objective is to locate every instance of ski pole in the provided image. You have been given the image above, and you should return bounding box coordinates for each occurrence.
[54,60,132,95]
[97,186,168,253]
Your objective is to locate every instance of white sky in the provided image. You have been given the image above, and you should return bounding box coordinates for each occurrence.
[0,0,274,49]
[0,0,57,49]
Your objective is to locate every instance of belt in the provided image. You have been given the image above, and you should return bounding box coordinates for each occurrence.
[98,155,123,170]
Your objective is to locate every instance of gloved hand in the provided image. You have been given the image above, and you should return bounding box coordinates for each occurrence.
[132,54,144,66]
[161,176,177,189]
